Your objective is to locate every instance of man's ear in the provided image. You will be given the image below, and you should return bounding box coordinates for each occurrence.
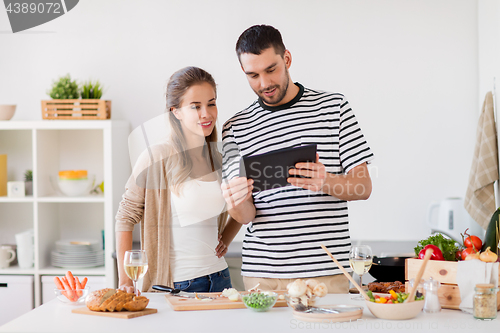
[284,49,292,69]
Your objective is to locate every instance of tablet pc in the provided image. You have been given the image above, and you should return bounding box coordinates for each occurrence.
[239,144,317,192]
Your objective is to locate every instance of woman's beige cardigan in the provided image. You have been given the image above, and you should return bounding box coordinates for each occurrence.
[115,143,228,292]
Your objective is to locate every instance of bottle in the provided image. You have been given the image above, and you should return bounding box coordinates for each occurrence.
[473,284,497,320]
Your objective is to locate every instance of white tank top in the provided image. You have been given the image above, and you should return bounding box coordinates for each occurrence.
[169,175,228,282]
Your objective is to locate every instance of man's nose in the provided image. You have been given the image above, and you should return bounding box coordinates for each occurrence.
[260,75,272,90]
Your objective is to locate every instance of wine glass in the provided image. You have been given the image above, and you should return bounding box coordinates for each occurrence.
[124,250,148,296]
[349,245,372,300]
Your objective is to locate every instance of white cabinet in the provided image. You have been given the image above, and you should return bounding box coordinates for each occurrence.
[0,120,130,307]
[0,275,34,326]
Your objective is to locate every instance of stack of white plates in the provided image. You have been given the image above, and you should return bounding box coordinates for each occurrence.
[51,240,104,268]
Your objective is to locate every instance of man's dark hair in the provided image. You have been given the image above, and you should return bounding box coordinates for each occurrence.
[235,25,286,62]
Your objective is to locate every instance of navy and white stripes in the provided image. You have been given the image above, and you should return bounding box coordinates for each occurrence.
[222,83,374,278]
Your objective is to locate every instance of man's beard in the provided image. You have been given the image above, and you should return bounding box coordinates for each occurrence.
[257,69,290,106]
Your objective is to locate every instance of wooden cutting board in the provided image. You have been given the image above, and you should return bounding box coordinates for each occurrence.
[292,305,363,323]
[71,307,157,319]
[165,291,288,311]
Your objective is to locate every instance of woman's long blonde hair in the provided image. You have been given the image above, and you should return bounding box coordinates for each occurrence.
[165,66,222,195]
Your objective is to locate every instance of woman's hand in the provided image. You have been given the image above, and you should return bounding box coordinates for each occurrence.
[221,177,253,209]
[118,282,140,295]
[215,234,228,258]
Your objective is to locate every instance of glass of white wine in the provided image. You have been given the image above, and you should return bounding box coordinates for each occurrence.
[124,250,148,296]
[349,245,372,300]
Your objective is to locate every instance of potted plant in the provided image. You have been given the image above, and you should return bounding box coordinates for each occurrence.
[24,170,32,196]
[47,74,79,99]
[81,80,103,99]
[41,75,111,120]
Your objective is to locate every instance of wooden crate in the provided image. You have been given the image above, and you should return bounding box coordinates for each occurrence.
[41,99,111,120]
[405,258,500,310]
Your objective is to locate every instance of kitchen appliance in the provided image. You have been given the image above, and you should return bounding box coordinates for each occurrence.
[427,197,484,243]
[368,256,412,282]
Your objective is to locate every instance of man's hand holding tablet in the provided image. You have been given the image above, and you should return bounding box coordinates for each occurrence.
[287,153,327,192]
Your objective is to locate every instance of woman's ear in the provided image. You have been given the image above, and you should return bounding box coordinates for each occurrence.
[171,107,182,120]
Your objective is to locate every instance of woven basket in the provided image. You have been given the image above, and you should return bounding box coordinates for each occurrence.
[41,99,111,120]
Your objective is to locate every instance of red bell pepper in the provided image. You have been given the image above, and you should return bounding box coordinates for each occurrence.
[418,244,444,260]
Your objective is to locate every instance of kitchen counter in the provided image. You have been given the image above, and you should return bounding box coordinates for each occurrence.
[1,293,498,333]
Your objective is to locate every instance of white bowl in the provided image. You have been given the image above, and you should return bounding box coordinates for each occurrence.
[0,105,16,120]
[57,176,95,197]
[365,300,424,320]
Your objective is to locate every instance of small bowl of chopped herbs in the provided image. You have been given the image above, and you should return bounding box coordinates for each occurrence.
[242,291,278,312]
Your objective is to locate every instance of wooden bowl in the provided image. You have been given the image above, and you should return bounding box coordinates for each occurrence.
[365,300,424,320]
[0,105,16,120]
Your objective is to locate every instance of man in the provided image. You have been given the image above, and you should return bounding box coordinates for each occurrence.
[221,25,374,293]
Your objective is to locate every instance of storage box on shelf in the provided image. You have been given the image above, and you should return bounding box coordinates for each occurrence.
[41,100,111,120]
[0,120,130,309]
[405,258,500,309]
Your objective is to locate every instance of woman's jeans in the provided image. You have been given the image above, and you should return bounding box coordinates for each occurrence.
[173,267,232,292]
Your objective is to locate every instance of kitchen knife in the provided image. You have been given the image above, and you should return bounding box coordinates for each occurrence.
[152,285,215,300]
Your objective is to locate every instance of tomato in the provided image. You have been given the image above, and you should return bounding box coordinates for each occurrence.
[464,235,483,250]
[461,247,478,260]
[455,250,462,260]
[462,228,483,250]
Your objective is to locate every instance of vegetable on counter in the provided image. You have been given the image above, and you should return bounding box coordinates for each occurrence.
[479,247,498,262]
[414,233,460,261]
[418,244,444,261]
[366,290,424,304]
[54,271,88,302]
[482,208,500,255]
[462,247,480,260]
[242,292,277,310]
[463,228,483,251]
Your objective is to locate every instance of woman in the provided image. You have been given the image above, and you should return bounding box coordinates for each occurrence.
[115,67,241,293]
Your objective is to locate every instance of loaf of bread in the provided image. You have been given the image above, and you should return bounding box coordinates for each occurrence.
[85,288,149,312]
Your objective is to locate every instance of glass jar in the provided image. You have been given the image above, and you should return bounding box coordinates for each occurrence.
[473,284,498,320]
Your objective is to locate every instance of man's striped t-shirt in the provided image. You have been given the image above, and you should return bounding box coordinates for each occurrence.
[221,83,374,278]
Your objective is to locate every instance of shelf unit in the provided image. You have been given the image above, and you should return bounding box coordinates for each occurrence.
[0,120,130,306]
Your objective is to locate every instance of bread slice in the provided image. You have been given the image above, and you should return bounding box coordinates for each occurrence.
[99,290,122,311]
[123,296,149,311]
[106,291,128,312]
[115,293,135,311]
[86,288,116,311]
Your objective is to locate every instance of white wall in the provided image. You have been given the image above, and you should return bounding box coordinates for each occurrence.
[0,0,481,241]
[478,0,500,210]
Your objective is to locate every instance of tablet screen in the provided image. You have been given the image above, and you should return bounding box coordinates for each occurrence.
[239,144,317,192]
